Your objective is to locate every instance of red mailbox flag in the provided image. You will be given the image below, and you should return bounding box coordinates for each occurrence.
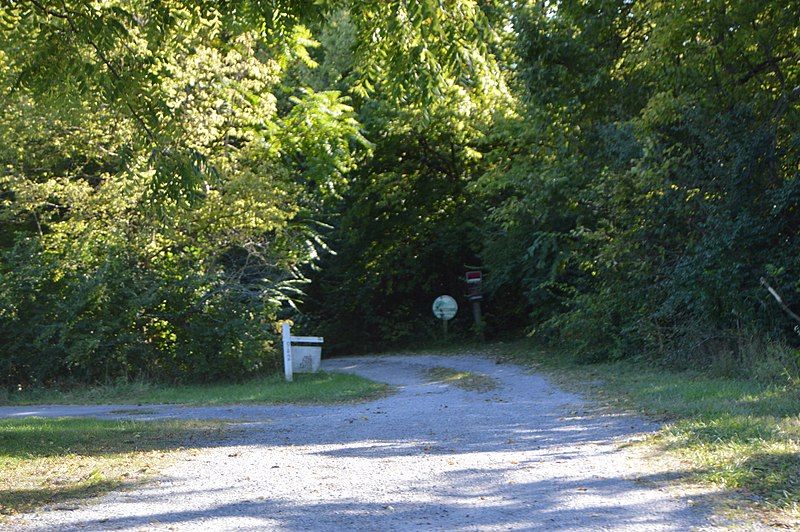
[466,271,482,284]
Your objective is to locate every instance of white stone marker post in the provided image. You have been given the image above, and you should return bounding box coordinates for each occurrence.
[282,322,293,382]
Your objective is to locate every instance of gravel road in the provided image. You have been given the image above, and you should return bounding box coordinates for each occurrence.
[4,354,724,531]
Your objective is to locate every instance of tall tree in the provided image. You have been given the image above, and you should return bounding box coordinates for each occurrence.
[479,0,800,367]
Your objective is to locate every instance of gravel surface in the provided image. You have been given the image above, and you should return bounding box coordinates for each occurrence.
[4,354,729,530]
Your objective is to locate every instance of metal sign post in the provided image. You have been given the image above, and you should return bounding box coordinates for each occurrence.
[466,270,485,340]
[432,295,458,338]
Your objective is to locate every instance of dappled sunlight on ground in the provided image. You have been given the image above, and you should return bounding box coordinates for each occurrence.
[4,355,732,530]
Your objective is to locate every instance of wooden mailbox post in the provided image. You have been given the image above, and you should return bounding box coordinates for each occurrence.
[281,323,323,382]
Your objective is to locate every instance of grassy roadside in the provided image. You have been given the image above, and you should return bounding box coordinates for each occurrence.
[0,417,225,517]
[492,339,800,521]
[2,371,390,406]
[0,370,390,517]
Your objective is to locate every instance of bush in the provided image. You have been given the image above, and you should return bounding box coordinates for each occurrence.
[0,237,282,387]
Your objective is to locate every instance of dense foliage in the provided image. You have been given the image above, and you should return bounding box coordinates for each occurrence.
[1,1,799,386]
[0,0,500,385]
[0,4,366,384]
[478,0,800,373]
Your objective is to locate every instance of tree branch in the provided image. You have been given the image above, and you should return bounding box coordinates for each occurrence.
[760,277,800,327]
[28,0,161,142]
[737,53,797,85]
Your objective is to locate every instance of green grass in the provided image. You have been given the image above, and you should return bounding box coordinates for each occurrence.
[494,339,800,518]
[0,417,224,516]
[0,371,390,516]
[424,366,498,392]
[2,371,391,406]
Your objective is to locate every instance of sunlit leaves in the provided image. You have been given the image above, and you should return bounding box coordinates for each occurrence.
[279,88,370,198]
[0,0,382,385]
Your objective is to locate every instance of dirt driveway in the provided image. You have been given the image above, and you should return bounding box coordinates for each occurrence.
[4,354,723,531]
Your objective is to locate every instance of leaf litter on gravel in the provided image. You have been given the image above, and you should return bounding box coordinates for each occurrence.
[424,366,498,393]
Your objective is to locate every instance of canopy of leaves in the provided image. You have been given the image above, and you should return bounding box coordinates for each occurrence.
[2,0,799,386]
[0,0,504,385]
[478,0,800,367]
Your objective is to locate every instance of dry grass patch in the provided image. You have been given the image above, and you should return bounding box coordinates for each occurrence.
[425,366,498,392]
[0,417,225,517]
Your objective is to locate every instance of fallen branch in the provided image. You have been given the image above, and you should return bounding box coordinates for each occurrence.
[760,277,800,326]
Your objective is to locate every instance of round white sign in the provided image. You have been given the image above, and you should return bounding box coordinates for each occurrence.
[432,295,458,321]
